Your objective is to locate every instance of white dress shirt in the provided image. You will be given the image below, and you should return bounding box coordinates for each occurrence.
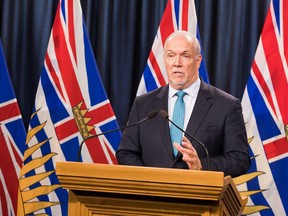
[168,77,201,131]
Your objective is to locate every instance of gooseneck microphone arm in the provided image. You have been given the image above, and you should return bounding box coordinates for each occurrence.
[160,110,210,171]
[76,110,159,162]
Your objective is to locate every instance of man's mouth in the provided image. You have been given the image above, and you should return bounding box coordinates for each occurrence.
[172,71,184,76]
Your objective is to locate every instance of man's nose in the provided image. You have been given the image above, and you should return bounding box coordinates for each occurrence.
[173,55,182,66]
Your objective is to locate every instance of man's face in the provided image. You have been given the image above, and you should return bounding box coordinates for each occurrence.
[164,35,202,90]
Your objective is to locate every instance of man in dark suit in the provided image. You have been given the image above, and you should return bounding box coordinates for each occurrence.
[116,31,250,177]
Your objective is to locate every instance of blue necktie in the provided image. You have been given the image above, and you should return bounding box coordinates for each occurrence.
[170,90,186,156]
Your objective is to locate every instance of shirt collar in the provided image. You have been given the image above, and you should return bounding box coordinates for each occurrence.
[168,77,201,99]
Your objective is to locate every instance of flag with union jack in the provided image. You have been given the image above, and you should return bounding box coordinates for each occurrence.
[137,0,209,96]
[0,40,26,216]
[237,0,288,215]
[17,0,121,215]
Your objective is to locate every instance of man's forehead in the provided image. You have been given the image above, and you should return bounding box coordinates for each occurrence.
[165,48,192,53]
[165,41,194,52]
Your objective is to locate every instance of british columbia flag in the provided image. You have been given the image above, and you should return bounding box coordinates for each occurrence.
[137,0,209,96]
[17,0,121,215]
[0,40,26,216]
[237,0,288,215]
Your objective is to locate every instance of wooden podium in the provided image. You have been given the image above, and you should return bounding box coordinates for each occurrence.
[56,162,246,216]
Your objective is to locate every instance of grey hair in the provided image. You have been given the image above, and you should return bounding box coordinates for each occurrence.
[164,30,201,55]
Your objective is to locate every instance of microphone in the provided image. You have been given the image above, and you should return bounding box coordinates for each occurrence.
[159,110,210,171]
[76,110,159,161]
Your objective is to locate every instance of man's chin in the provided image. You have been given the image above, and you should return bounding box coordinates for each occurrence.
[170,80,187,89]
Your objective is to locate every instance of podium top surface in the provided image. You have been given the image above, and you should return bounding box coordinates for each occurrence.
[56,161,225,187]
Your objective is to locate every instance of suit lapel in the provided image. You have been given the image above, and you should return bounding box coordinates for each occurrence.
[186,81,213,137]
[154,86,175,160]
[154,82,213,164]
[173,81,213,163]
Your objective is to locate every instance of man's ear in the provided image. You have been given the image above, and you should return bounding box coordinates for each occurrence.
[196,54,202,69]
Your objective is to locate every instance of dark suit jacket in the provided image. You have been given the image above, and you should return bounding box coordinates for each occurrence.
[116,80,250,177]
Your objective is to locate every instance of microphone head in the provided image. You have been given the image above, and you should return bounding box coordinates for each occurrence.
[147,110,159,119]
[160,110,169,119]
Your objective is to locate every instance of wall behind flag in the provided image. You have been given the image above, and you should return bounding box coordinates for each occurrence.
[0,0,270,129]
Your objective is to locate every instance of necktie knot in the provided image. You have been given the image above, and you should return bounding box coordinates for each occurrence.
[176,90,186,99]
